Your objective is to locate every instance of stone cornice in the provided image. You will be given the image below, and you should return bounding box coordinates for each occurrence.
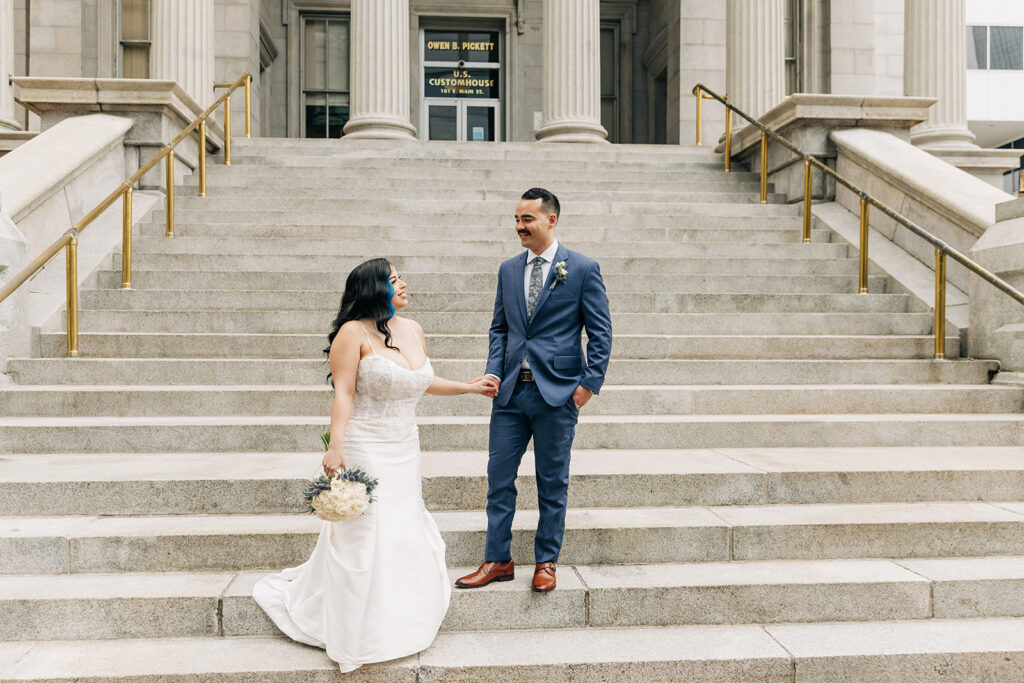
[9,78,225,146]
[723,94,938,156]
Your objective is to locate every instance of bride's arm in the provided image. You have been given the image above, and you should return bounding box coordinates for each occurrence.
[408,318,497,397]
[323,322,362,476]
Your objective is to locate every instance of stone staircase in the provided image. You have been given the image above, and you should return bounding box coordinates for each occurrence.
[1,139,1024,681]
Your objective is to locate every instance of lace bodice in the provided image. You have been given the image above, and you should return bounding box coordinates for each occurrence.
[349,354,434,423]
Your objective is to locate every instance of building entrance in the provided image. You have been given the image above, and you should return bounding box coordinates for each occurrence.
[421,29,502,141]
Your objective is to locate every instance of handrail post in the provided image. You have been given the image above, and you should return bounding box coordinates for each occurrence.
[121,187,133,289]
[935,249,947,360]
[760,132,768,204]
[165,150,175,238]
[66,235,79,357]
[224,94,232,165]
[198,119,207,197]
[859,196,870,293]
[724,107,732,173]
[695,87,703,145]
[802,158,812,243]
[244,74,252,138]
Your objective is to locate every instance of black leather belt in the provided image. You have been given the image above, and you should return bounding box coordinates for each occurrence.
[518,369,535,382]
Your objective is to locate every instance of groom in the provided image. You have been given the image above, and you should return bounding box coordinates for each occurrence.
[456,187,612,593]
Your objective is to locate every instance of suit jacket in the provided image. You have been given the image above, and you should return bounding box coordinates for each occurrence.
[485,243,612,407]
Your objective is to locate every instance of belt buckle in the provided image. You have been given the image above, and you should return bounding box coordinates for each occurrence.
[519,369,534,382]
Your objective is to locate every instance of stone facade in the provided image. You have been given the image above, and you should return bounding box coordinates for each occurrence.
[1,0,1019,153]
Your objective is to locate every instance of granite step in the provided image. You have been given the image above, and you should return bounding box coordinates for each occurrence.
[32,332,956,360]
[6,358,996,386]
[77,290,903,315]
[125,236,849,260]
[110,253,874,277]
[5,413,1024,454]
[94,269,889,293]
[2,384,1017,418]
[68,310,933,336]
[137,221,823,242]
[4,618,1023,682]
[2,448,1022,516]
[5,557,1023,641]
[3,502,1023,574]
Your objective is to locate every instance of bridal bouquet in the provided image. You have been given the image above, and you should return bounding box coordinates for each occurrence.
[304,433,379,522]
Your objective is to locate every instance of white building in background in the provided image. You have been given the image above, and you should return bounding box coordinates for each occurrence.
[1,0,1023,186]
[966,0,1024,192]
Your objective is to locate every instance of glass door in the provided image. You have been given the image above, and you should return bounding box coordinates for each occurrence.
[421,29,502,141]
[425,100,500,141]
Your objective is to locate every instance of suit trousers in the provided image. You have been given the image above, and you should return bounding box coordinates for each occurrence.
[484,379,579,563]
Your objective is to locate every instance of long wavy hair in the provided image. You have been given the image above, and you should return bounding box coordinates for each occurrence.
[324,258,399,385]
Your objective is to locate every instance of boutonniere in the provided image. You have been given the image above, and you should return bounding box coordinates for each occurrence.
[550,261,568,290]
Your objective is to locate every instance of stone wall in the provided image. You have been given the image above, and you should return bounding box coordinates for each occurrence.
[829,0,903,96]
[215,0,263,136]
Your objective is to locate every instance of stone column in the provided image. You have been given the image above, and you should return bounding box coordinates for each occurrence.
[726,0,786,119]
[150,0,216,107]
[343,0,416,139]
[904,0,976,149]
[0,0,19,130]
[535,0,608,143]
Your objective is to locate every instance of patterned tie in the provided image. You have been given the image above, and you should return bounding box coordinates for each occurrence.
[527,256,546,322]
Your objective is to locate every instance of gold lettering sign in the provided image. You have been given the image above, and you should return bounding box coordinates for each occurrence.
[424,67,499,98]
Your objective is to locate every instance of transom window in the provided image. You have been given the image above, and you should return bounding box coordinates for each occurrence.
[120,0,150,78]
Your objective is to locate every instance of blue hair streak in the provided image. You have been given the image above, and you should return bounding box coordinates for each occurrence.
[386,280,396,318]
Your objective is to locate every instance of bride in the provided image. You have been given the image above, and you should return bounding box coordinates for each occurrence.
[253,257,497,673]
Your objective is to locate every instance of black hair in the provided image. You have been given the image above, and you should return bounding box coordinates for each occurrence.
[324,257,399,385]
[522,187,560,218]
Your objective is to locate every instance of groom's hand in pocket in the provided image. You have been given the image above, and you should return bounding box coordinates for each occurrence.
[573,385,593,409]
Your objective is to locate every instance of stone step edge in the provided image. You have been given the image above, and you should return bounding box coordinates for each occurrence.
[2,618,1023,680]
[5,413,1024,427]
[5,446,1024,482]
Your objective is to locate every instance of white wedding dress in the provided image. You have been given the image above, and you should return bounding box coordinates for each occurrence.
[253,334,450,673]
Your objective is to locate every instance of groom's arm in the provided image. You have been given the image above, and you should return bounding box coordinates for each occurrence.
[485,267,508,379]
[579,261,612,395]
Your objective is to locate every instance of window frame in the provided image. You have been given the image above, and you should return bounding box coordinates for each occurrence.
[299,13,352,139]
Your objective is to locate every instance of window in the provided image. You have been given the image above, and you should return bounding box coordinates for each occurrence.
[600,23,618,143]
[784,0,803,94]
[120,0,150,78]
[967,26,988,69]
[967,25,1024,71]
[990,26,1024,70]
[302,16,350,138]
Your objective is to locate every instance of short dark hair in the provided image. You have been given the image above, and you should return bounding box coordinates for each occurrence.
[522,187,560,218]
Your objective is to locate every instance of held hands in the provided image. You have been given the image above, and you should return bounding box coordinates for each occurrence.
[573,385,593,409]
[468,376,500,398]
[322,444,347,479]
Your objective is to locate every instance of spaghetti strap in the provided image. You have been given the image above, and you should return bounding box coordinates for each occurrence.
[359,322,377,356]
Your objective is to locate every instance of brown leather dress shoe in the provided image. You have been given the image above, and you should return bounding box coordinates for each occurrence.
[532,562,556,592]
[454,561,514,588]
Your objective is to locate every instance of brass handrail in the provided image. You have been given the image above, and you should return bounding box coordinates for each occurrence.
[693,82,1024,361]
[0,72,253,357]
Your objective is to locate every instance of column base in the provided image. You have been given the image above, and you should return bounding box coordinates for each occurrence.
[926,147,1024,190]
[0,114,21,131]
[535,119,609,144]
[343,114,416,140]
[911,123,978,150]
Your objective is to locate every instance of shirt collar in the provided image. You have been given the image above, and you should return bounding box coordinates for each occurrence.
[527,240,559,264]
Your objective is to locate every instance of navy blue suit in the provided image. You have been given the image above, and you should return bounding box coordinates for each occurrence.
[483,243,612,563]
